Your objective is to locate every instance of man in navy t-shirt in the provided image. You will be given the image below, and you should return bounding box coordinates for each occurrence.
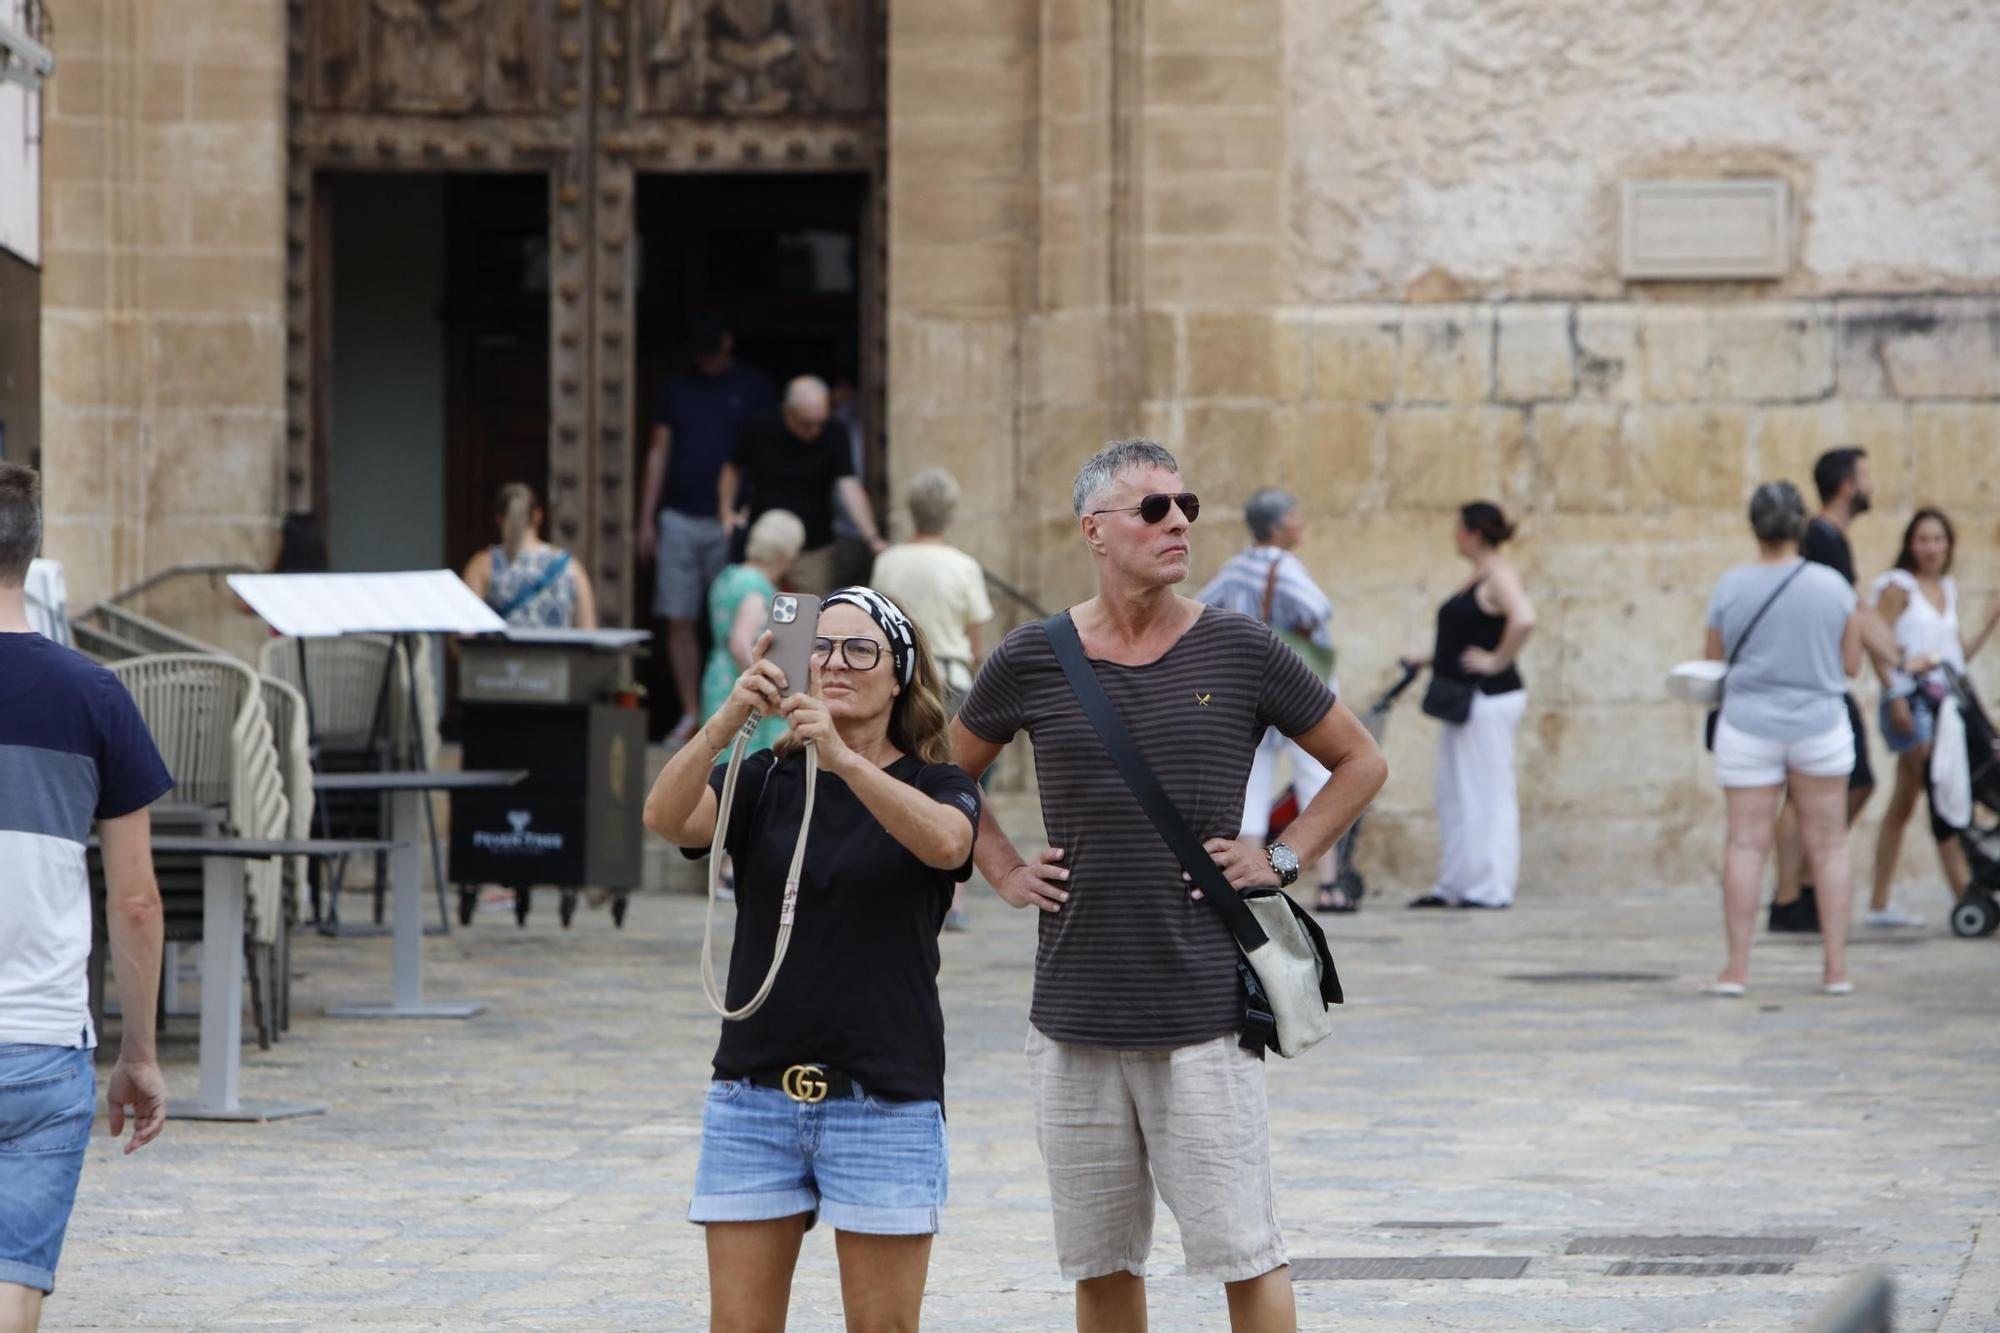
[637,316,778,743]
[0,464,173,1326]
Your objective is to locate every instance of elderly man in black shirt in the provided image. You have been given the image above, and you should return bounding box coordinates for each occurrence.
[719,375,886,597]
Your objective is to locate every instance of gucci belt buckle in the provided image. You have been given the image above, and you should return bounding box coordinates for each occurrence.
[780,1064,829,1104]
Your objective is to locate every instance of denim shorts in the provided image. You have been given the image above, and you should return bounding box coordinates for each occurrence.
[0,1044,96,1294]
[1880,691,1937,755]
[690,1078,947,1235]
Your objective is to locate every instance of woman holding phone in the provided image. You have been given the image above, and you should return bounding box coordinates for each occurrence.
[642,587,980,1332]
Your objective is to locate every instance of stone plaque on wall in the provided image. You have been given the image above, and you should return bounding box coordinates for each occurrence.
[1619,178,1792,280]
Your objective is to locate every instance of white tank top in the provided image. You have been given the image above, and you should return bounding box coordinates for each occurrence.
[1871,569,1962,691]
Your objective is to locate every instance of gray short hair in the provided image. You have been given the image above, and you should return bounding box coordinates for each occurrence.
[746,509,807,566]
[1244,488,1297,544]
[905,468,961,535]
[1072,439,1180,518]
[1748,480,1808,544]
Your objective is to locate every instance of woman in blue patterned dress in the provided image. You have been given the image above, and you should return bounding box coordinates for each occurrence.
[462,483,598,629]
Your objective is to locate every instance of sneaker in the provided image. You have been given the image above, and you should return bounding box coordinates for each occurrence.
[1862,903,1926,929]
[943,908,970,933]
[1768,893,1820,934]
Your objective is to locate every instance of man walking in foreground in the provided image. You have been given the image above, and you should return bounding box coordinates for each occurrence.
[950,440,1387,1332]
[0,463,172,1333]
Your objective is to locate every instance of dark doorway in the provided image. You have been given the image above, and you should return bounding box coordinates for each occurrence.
[631,171,870,737]
[322,172,549,579]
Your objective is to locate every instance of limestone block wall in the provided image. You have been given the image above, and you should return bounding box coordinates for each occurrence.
[37,0,286,655]
[1287,0,2000,301]
[1130,295,2000,894]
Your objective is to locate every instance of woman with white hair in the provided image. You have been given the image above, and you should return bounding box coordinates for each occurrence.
[702,509,808,755]
[1700,480,1866,997]
[870,468,993,706]
[871,468,994,930]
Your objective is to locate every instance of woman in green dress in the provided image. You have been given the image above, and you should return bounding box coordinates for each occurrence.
[700,509,806,753]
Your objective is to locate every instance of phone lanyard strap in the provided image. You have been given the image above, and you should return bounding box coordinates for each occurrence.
[701,715,817,1020]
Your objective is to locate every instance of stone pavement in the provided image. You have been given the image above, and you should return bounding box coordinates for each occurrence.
[52,849,2000,1331]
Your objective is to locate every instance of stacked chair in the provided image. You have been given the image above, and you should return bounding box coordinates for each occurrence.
[260,634,442,927]
[102,654,291,1049]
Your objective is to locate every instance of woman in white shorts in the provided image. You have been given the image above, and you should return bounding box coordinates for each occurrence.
[1702,481,1865,996]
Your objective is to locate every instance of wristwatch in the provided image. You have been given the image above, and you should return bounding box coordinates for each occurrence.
[1265,842,1301,888]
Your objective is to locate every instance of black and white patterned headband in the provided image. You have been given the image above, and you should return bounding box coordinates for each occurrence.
[823,586,917,688]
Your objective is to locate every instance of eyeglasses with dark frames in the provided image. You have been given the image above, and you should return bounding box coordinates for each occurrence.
[1089,492,1200,525]
[812,635,885,671]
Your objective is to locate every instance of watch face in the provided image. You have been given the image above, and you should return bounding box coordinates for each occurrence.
[1269,843,1300,883]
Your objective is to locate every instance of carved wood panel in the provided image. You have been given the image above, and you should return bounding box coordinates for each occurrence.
[308,0,557,113]
[627,0,874,115]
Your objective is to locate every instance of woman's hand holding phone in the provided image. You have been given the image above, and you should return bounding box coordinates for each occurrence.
[781,693,851,771]
[711,632,786,744]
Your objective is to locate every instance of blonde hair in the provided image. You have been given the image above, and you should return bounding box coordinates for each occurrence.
[746,509,807,566]
[774,596,954,766]
[496,482,539,558]
[905,467,961,536]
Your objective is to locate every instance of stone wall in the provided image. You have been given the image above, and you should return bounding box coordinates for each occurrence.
[883,0,2000,895]
[37,0,286,655]
[1145,295,2000,893]
[1287,0,2000,300]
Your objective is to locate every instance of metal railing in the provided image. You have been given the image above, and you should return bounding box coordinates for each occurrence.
[101,561,257,608]
[984,569,1048,622]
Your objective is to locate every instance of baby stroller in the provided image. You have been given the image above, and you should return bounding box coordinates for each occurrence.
[1268,662,1422,909]
[1938,666,2000,938]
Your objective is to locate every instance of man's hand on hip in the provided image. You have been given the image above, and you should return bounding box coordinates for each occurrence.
[994,847,1069,913]
[107,1057,167,1154]
[1186,837,1280,900]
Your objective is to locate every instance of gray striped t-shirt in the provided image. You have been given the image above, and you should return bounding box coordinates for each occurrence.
[959,607,1335,1049]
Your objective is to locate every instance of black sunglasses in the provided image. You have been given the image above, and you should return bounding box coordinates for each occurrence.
[1090,492,1200,525]
[813,636,884,671]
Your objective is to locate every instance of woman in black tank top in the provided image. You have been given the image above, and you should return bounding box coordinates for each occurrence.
[1403,503,1537,909]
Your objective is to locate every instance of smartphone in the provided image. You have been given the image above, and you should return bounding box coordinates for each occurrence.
[763,593,822,704]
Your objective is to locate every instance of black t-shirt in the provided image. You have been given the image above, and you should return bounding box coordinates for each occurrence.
[732,410,854,549]
[683,749,981,1103]
[1801,517,1856,585]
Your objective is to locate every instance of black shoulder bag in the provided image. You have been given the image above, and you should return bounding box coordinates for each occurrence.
[1706,561,1808,751]
[1042,613,1342,1059]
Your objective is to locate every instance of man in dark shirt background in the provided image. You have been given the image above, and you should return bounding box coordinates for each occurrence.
[719,375,885,596]
[638,316,778,744]
[1771,446,1925,930]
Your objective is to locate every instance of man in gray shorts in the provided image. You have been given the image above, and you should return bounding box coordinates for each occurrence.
[952,440,1387,1332]
[636,316,777,742]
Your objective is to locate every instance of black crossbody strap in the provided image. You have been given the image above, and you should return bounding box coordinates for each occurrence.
[1043,613,1269,952]
[1729,561,1808,666]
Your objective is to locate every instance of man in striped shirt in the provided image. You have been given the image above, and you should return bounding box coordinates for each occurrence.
[952,441,1387,1333]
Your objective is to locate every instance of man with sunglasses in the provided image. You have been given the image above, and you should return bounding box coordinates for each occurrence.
[951,440,1388,1333]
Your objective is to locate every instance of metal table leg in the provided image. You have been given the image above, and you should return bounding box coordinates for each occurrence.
[170,855,326,1122]
[327,790,485,1020]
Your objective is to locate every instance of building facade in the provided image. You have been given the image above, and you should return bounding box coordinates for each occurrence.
[0,0,48,469]
[33,0,2000,890]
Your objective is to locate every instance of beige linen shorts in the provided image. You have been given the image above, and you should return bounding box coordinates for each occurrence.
[1025,1027,1286,1283]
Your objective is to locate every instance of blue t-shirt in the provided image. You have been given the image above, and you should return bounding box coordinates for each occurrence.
[1706,561,1857,742]
[0,631,174,1047]
[653,363,779,517]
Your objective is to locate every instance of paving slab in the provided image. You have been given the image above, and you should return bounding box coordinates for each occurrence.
[49,869,2000,1331]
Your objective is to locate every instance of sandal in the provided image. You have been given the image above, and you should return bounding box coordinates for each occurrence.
[1406,893,1454,909]
[1315,883,1357,914]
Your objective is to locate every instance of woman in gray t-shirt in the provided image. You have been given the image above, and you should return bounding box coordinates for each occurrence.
[1700,481,1863,998]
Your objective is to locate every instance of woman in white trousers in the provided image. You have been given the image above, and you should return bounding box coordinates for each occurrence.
[1405,503,1536,909]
